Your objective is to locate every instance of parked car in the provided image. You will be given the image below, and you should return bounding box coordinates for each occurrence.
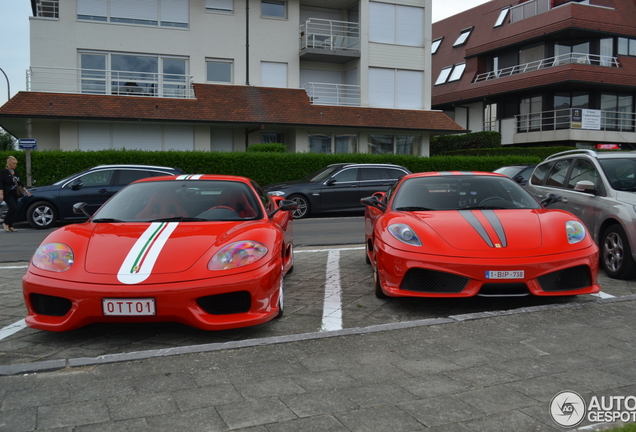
[264,163,411,219]
[361,171,600,299]
[525,149,636,280]
[22,174,297,331]
[16,164,184,229]
[493,164,536,186]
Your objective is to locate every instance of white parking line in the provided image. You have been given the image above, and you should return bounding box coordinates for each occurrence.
[321,249,343,332]
[591,291,615,299]
[0,319,27,341]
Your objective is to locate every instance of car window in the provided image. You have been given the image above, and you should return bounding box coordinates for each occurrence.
[331,168,357,183]
[545,159,572,188]
[385,168,407,179]
[567,159,600,190]
[67,170,114,188]
[359,168,384,181]
[530,163,552,185]
[599,158,636,191]
[115,169,156,186]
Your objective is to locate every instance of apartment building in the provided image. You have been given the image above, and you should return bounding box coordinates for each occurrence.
[0,0,462,156]
[432,0,636,149]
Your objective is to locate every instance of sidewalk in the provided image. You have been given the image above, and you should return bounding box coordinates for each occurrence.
[2,295,636,431]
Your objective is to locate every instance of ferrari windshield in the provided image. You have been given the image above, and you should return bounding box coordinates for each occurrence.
[92,180,262,222]
[392,175,542,211]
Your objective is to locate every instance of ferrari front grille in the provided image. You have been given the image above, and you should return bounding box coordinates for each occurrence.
[400,268,469,293]
[197,291,251,315]
[537,265,592,292]
[30,293,72,316]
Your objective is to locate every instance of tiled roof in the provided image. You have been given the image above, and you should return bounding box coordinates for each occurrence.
[0,84,464,137]
[431,0,636,105]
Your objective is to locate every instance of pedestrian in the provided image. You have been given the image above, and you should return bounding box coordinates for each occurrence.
[0,155,31,232]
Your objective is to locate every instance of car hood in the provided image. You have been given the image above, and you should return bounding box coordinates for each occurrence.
[416,210,542,251]
[25,184,59,194]
[67,222,272,284]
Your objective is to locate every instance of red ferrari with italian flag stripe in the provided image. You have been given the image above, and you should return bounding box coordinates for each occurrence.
[361,171,600,299]
[22,174,297,331]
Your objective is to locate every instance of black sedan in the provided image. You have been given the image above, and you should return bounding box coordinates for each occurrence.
[493,164,536,186]
[263,163,411,219]
[17,164,183,229]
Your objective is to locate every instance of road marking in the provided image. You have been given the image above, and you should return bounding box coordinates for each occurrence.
[321,249,342,332]
[0,265,28,269]
[0,319,27,341]
[591,291,614,299]
[295,246,364,253]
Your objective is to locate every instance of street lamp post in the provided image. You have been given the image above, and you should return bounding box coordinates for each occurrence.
[0,67,10,101]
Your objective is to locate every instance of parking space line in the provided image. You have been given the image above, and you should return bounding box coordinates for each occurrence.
[295,246,364,254]
[0,319,26,341]
[321,249,342,332]
[591,291,615,299]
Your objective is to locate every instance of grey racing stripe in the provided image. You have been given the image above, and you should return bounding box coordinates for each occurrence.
[459,210,493,247]
[481,210,507,247]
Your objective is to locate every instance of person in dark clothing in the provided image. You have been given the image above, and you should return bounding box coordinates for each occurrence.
[0,155,31,232]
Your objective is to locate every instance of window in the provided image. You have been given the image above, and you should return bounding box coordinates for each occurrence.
[369,68,422,109]
[519,43,544,65]
[484,103,498,131]
[453,27,473,47]
[601,93,634,131]
[369,2,423,47]
[77,0,189,28]
[332,168,357,183]
[519,96,542,132]
[206,0,233,13]
[206,59,232,83]
[568,159,599,190]
[494,7,509,27]
[79,51,189,98]
[309,135,331,154]
[309,134,358,154]
[448,63,466,82]
[261,62,287,88]
[368,135,420,155]
[545,159,572,188]
[618,38,636,56]
[261,133,284,143]
[435,64,464,85]
[432,38,442,54]
[261,0,285,18]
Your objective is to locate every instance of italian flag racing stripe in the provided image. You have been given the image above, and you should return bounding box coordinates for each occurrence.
[176,174,203,180]
[117,222,179,285]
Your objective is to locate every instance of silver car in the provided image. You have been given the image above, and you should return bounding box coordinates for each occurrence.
[526,149,636,279]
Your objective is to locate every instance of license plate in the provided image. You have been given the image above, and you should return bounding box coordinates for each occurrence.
[102,298,156,316]
[485,270,524,279]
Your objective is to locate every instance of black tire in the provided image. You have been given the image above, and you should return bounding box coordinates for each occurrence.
[288,195,309,219]
[27,201,58,229]
[374,262,388,299]
[601,224,636,279]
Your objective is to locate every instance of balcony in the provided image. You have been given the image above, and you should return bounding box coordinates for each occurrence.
[302,82,361,107]
[299,19,360,63]
[473,53,620,83]
[27,67,195,99]
[35,0,59,18]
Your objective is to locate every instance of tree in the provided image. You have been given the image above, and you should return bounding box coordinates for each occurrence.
[0,129,16,151]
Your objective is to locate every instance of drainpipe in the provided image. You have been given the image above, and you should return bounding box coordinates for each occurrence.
[246,0,250,86]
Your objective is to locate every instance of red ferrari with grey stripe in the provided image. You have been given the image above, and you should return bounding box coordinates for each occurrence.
[362,171,600,299]
[22,174,297,331]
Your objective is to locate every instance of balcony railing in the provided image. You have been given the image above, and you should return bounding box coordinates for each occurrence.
[514,109,635,133]
[27,66,195,99]
[35,0,59,18]
[302,82,361,107]
[474,53,620,83]
[300,18,360,51]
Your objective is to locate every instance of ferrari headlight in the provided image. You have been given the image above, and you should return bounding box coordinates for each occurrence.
[32,243,74,272]
[209,241,268,270]
[388,223,422,247]
[566,221,586,244]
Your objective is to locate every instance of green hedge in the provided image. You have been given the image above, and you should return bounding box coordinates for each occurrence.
[0,149,545,188]
[431,131,502,155]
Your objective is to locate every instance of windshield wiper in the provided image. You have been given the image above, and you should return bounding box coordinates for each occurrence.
[396,206,434,211]
[91,218,124,223]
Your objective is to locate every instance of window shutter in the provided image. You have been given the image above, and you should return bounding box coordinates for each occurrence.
[369,68,394,108]
[79,123,111,151]
[111,0,158,22]
[261,62,287,88]
[369,2,395,44]
[161,0,189,25]
[206,0,233,12]
[113,124,162,151]
[396,70,422,109]
[164,125,193,151]
[77,0,107,18]
[396,6,422,47]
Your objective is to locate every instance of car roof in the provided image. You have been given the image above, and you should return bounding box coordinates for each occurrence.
[92,164,182,171]
[133,174,253,184]
[544,149,636,161]
[402,171,506,179]
[327,163,409,169]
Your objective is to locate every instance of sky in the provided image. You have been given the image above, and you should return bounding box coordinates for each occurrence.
[0,0,490,106]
